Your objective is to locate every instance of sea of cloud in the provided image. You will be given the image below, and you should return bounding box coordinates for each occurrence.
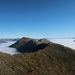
[0,39,75,55]
[49,39,75,50]
[0,41,20,55]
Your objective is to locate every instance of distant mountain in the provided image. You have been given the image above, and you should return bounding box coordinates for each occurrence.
[0,40,7,44]
[10,37,49,53]
[0,38,20,41]
[0,37,75,75]
[0,38,19,44]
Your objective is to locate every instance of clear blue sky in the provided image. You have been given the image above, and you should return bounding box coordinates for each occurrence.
[0,0,75,38]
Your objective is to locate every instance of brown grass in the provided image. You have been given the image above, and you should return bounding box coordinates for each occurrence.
[0,42,75,75]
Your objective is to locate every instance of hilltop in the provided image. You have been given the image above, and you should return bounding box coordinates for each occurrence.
[10,37,49,53]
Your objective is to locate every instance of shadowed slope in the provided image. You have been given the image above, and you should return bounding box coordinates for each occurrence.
[10,37,49,53]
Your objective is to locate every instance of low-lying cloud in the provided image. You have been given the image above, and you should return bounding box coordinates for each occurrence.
[49,39,75,50]
[0,41,20,55]
[1,39,75,55]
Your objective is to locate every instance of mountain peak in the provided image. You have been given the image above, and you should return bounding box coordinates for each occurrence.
[10,37,49,53]
[38,38,50,44]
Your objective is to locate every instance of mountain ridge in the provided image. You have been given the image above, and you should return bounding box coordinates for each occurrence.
[10,37,49,53]
[0,37,74,75]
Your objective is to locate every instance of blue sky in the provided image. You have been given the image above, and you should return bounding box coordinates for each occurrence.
[0,0,75,38]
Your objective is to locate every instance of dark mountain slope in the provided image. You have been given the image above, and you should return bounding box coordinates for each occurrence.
[10,37,41,48]
[10,37,49,53]
[17,42,48,53]
[0,41,75,75]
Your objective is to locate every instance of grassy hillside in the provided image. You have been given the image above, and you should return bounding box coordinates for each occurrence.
[0,41,75,75]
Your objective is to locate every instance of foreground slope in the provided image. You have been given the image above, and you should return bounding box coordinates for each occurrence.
[0,40,75,75]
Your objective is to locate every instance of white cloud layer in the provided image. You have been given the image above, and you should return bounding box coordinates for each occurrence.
[0,39,75,55]
[0,41,20,55]
[49,39,75,50]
